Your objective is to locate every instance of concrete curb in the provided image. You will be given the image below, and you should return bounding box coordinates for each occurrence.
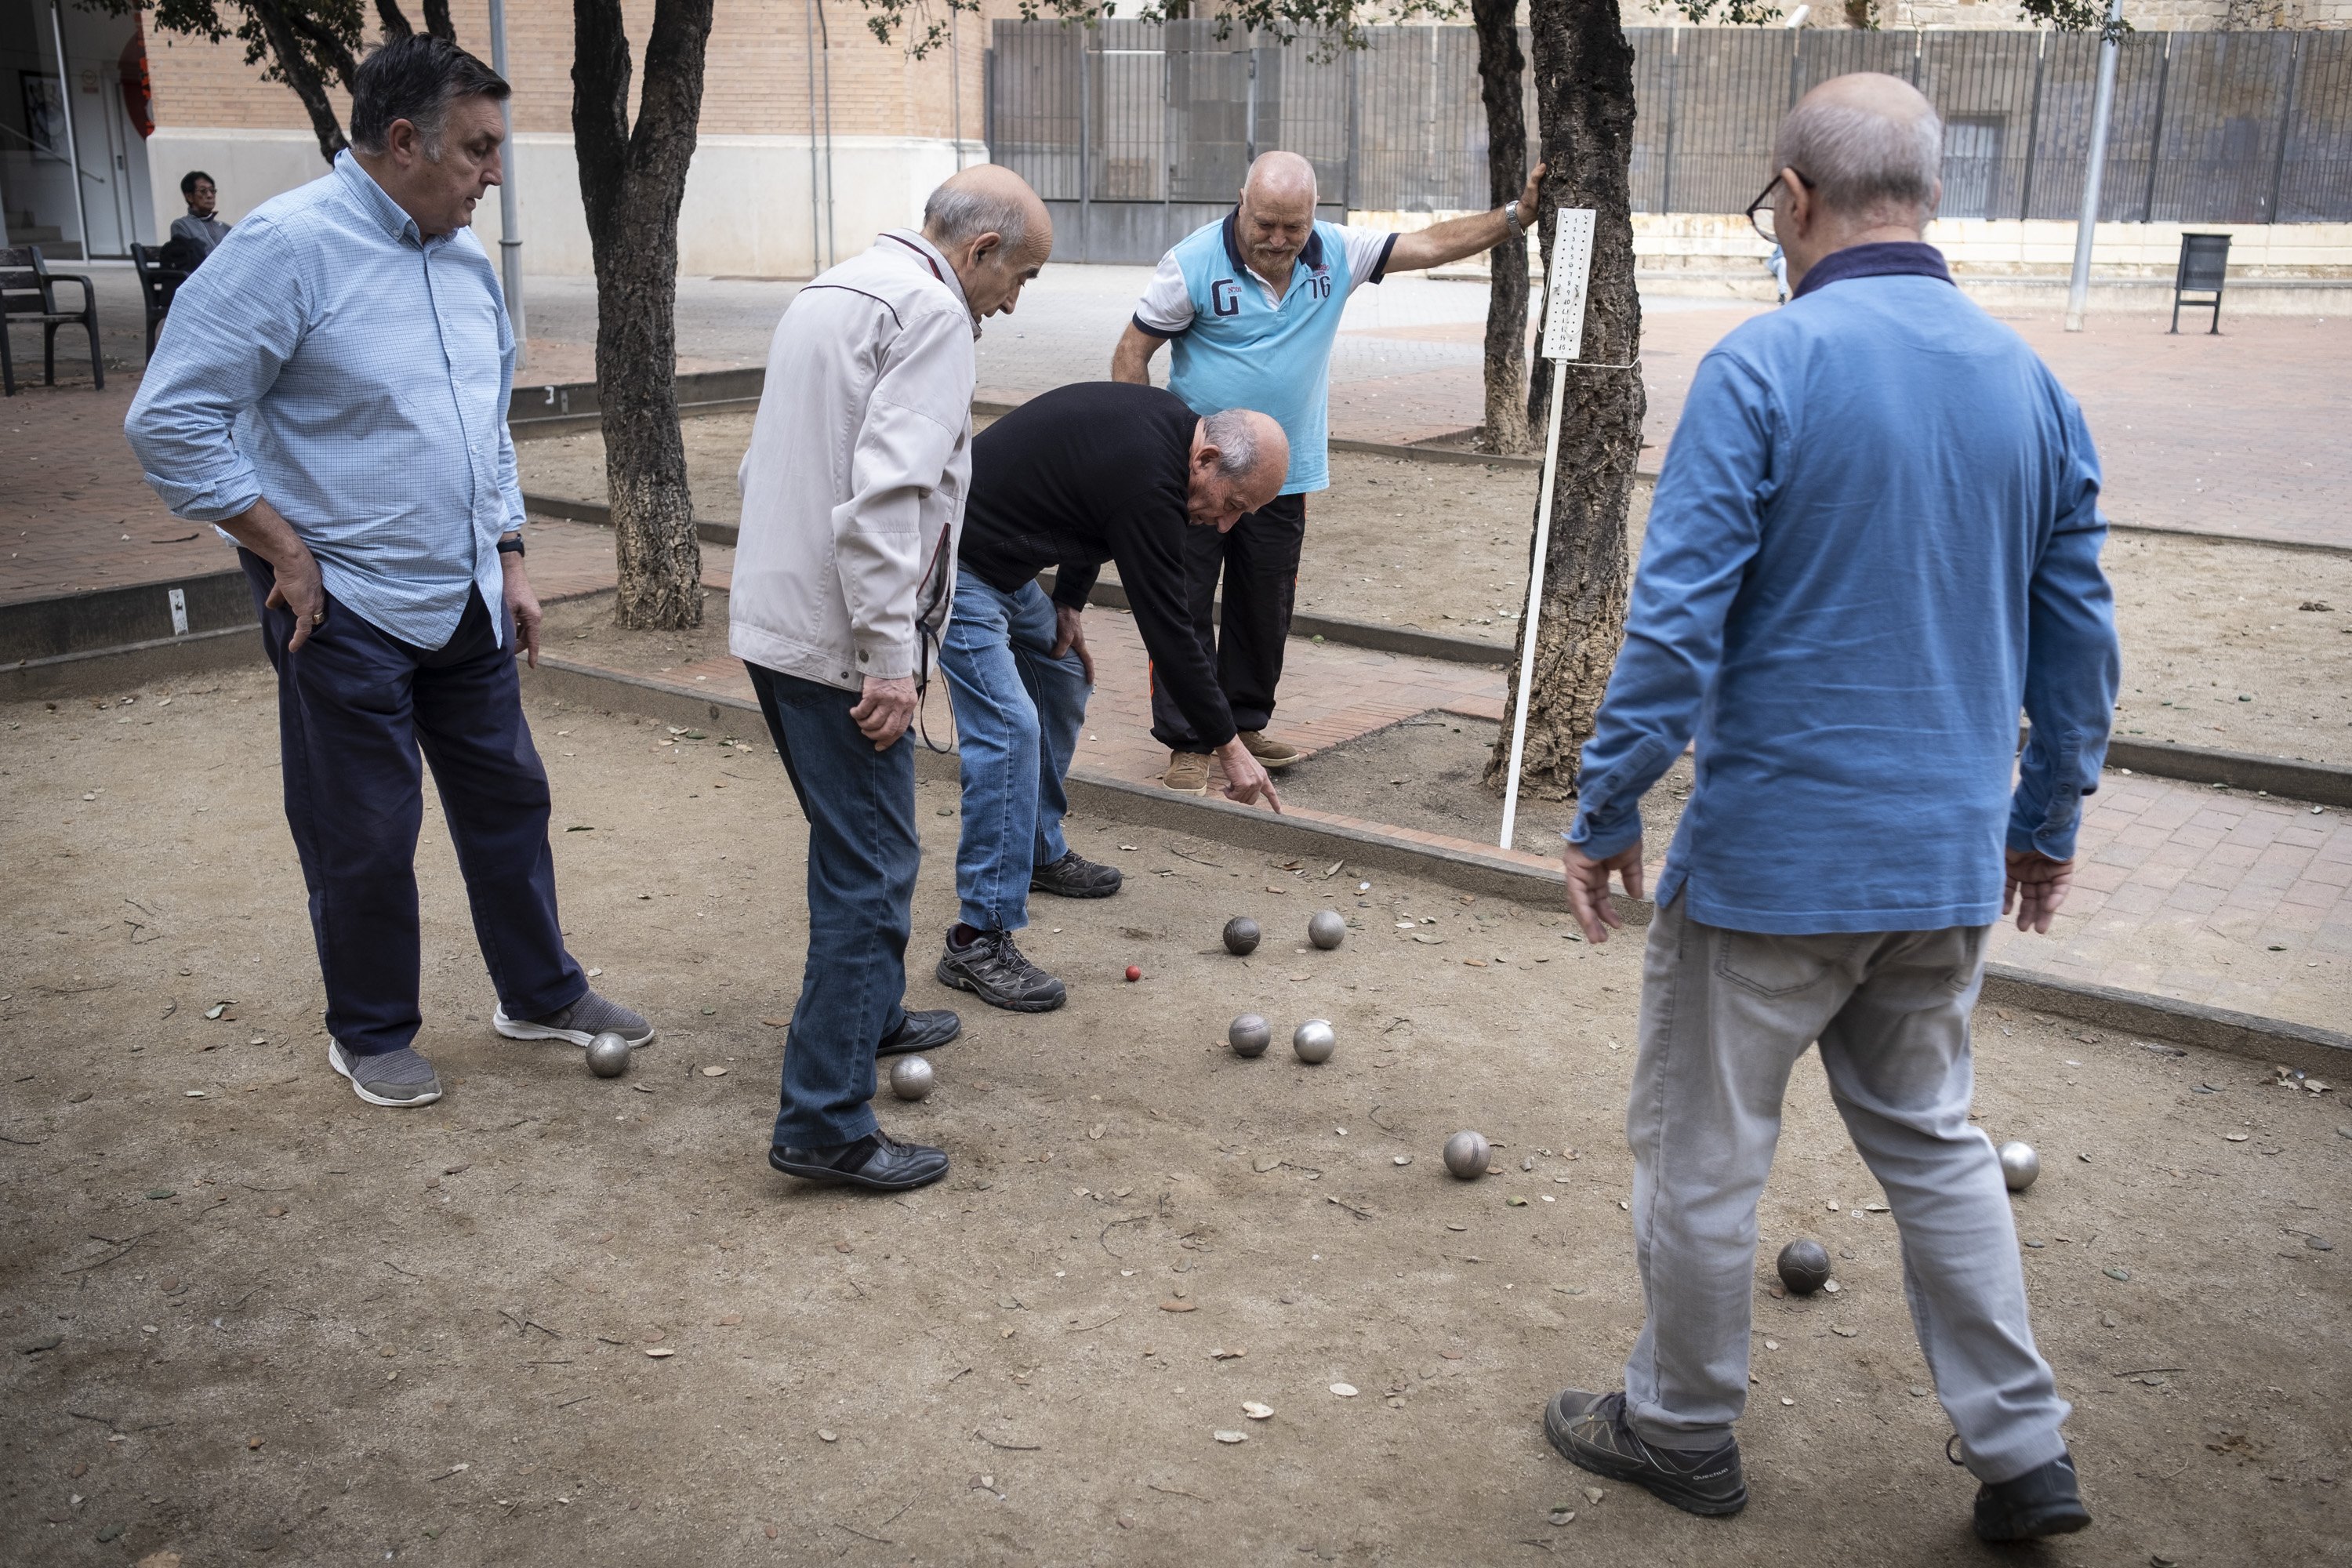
[1038,570,1512,669]
[512,654,2341,1071]
[2107,738,2352,810]
[2,624,263,701]
[1978,963,2352,1076]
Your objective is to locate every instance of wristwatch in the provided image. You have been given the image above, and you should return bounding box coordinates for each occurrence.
[496,533,525,557]
[1504,199,1526,238]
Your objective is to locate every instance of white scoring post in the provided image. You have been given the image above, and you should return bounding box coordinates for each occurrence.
[1498,210,1599,852]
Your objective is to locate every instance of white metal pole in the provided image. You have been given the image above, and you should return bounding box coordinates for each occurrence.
[488,0,527,368]
[1499,211,1599,852]
[49,4,92,261]
[1498,358,1570,851]
[2064,0,2125,333]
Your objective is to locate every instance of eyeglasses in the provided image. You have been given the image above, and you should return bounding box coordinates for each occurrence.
[1746,169,1811,246]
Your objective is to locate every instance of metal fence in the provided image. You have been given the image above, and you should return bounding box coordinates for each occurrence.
[988,19,2352,259]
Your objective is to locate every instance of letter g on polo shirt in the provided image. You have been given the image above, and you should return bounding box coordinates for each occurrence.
[1130,209,1397,496]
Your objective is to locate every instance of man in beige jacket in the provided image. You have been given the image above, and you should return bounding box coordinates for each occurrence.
[731,165,1051,1192]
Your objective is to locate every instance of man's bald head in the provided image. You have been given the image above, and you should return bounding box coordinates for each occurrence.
[924,163,1052,261]
[1189,410,1290,532]
[922,164,1053,318]
[1234,151,1319,282]
[1775,73,1943,230]
[1242,151,1318,208]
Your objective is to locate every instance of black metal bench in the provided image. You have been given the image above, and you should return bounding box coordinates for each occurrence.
[1,245,103,394]
[2169,233,2230,336]
[129,244,192,361]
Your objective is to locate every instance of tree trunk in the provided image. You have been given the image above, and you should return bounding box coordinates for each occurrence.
[421,0,457,42]
[1486,0,1644,803]
[1470,0,1530,456]
[573,0,715,630]
[245,0,350,162]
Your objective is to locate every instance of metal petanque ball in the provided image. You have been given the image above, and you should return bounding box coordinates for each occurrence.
[889,1054,935,1102]
[1292,1018,1337,1064]
[585,1030,633,1079]
[1229,1013,1272,1058]
[1998,1140,2040,1192]
[1222,916,1261,956]
[1307,909,1347,950]
[1442,1131,1490,1181]
[1777,1238,1832,1296]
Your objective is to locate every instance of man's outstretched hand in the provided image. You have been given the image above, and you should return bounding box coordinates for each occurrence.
[1213,737,1283,814]
[2003,848,2074,934]
[1563,837,1644,946]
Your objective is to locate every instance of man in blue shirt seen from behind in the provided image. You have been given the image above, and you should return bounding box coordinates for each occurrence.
[125,36,651,1112]
[1538,74,2115,1545]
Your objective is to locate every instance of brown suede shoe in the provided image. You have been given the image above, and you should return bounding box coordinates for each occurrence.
[1240,731,1301,769]
[1163,750,1211,794]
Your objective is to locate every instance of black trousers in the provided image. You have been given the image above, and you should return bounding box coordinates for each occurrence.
[241,549,584,1056]
[1149,491,1308,753]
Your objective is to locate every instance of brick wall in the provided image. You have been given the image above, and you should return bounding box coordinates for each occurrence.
[144,0,1008,148]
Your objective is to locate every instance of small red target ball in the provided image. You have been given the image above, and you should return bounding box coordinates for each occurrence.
[1124,964,1142,982]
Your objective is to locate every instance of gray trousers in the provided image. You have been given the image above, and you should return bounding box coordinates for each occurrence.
[1621,895,2071,1485]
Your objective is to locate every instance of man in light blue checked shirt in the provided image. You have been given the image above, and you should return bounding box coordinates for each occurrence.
[125,35,650,1111]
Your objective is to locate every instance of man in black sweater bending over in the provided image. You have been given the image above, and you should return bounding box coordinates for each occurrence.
[936,382,1289,1012]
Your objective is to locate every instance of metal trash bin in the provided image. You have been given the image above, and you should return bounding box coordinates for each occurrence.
[2170,233,2230,336]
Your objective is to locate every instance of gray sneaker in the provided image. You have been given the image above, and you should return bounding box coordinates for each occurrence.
[328,1040,444,1109]
[493,989,655,1049]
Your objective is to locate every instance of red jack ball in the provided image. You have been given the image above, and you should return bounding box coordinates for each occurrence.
[1124,964,1142,982]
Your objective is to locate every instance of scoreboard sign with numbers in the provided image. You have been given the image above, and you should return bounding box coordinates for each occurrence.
[1540,209,1597,365]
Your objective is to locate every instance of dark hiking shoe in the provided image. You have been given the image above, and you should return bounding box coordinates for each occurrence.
[495,989,655,1048]
[936,929,1067,1013]
[328,1040,443,1109]
[769,1130,948,1192]
[1973,1452,2091,1542]
[877,1008,962,1058]
[1542,1388,1747,1518]
[1030,848,1123,899]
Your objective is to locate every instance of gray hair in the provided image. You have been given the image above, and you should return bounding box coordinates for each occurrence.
[1774,83,1943,224]
[350,35,509,159]
[923,184,1031,252]
[1201,409,1265,477]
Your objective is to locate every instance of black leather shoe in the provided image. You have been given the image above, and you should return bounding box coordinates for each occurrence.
[1542,1388,1747,1517]
[1030,849,1123,899]
[877,1008,961,1058]
[768,1130,949,1192]
[1973,1452,2091,1541]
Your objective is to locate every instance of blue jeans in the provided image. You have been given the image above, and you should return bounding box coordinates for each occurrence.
[240,549,583,1057]
[745,662,919,1149]
[939,571,1091,934]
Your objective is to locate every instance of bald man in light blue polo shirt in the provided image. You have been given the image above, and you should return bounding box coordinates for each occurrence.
[1112,151,1544,794]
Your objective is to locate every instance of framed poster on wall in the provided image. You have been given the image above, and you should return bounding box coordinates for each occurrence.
[20,72,66,162]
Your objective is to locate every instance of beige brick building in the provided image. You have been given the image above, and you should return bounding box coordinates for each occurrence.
[2,0,2340,275]
[2,0,1000,274]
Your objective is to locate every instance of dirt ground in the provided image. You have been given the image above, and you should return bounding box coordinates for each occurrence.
[1271,713,1694,862]
[5,670,2350,1566]
[518,414,2351,764]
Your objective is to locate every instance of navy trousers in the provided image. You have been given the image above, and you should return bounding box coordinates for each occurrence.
[241,550,583,1057]
[745,662,920,1149]
[1150,491,1308,752]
